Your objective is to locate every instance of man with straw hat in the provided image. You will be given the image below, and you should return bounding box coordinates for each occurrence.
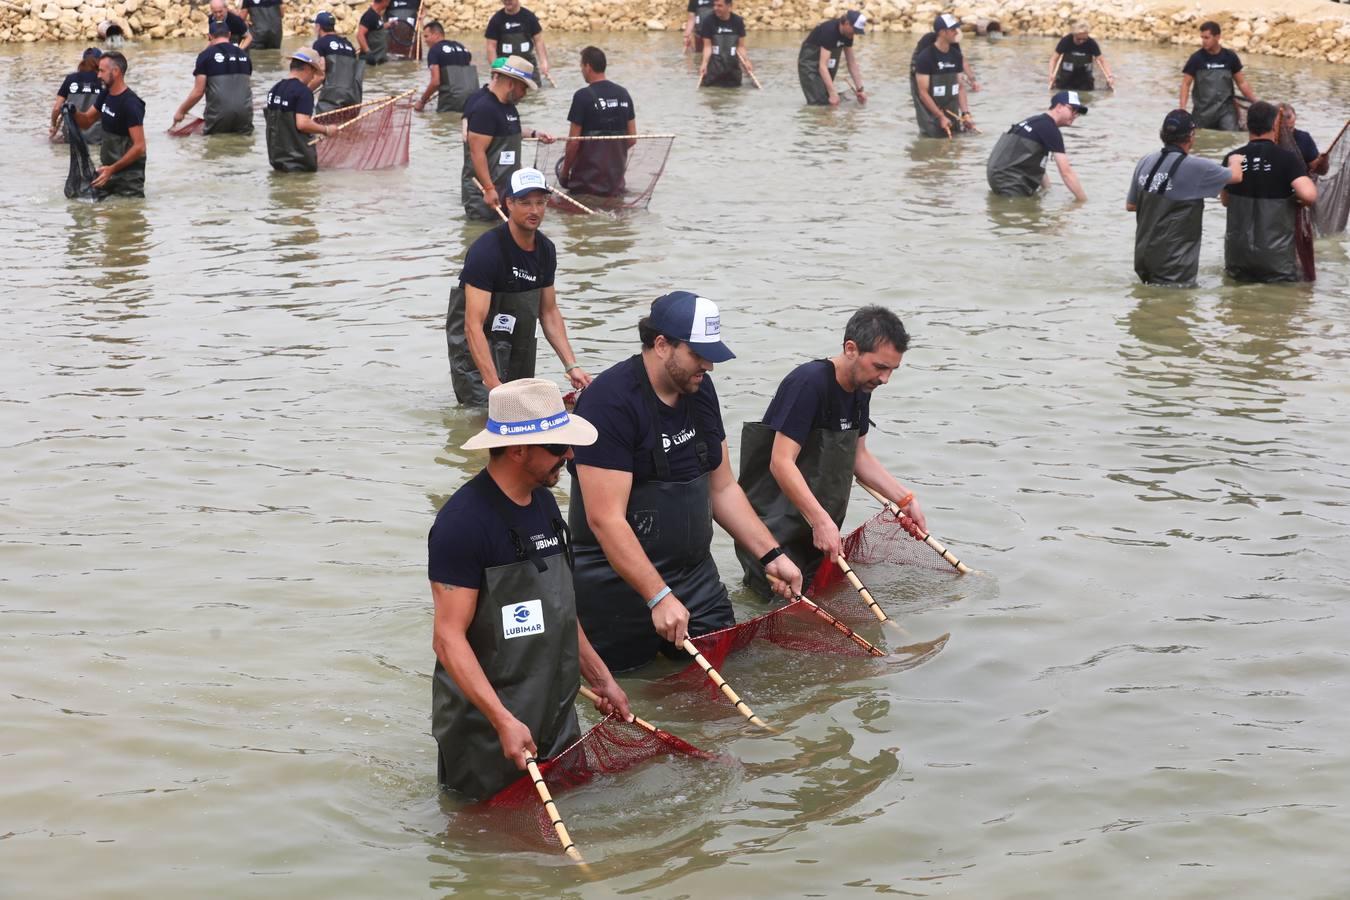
[262,49,336,173]
[447,168,590,406]
[462,55,555,220]
[430,379,631,800]
[735,306,927,598]
[568,293,803,673]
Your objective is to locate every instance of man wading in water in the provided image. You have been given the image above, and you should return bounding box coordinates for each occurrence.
[263,49,335,173]
[172,20,254,135]
[312,11,363,114]
[735,306,928,598]
[559,46,636,197]
[797,10,866,107]
[461,56,555,220]
[1179,21,1257,132]
[986,91,1088,201]
[914,14,974,137]
[71,50,146,197]
[1047,22,1115,92]
[429,378,630,801]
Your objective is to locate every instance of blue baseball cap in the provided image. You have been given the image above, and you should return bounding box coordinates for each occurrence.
[1050,90,1089,114]
[314,11,336,28]
[83,47,103,59]
[648,292,735,363]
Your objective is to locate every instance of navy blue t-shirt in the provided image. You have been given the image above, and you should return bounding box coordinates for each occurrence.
[388,0,420,17]
[571,355,726,483]
[58,70,102,99]
[462,85,492,119]
[265,77,315,117]
[1183,47,1242,76]
[805,18,852,50]
[1009,113,1066,153]
[359,8,383,32]
[99,88,145,136]
[313,34,356,58]
[459,223,556,293]
[687,0,713,12]
[761,360,871,447]
[1222,140,1307,199]
[428,39,473,67]
[1294,129,1319,166]
[194,42,253,78]
[428,469,565,589]
[465,89,520,138]
[698,12,745,39]
[486,7,542,48]
[1055,35,1101,56]
[209,11,249,43]
[566,81,634,134]
[915,42,964,77]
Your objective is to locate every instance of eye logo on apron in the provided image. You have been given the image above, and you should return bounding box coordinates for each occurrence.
[502,598,545,639]
[492,313,517,334]
[499,150,516,165]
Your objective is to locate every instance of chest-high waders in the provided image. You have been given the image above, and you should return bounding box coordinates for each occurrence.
[438,64,480,113]
[99,128,145,197]
[1054,46,1096,90]
[204,72,253,134]
[1134,149,1204,286]
[1192,66,1238,131]
[248,4,282,49]
[264,106,318,172]
[915,64,961,138]
[432,475,580,801]
[364,25,389,66]
[65,89,103,145]
[1224,193,1300,283]
[316,54,364,114]
[986,128,1050,196]
[462,128,522,220]
[701,27,743,88]
[735,372,858,599]
[569,356,733,673]
[559,87,628,198]
[445,227,541,406]
[797,41,841,106]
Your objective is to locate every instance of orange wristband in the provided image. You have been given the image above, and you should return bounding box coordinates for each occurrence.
[895,492,914,510]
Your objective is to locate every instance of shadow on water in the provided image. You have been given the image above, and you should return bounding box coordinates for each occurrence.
[66,200,153,302]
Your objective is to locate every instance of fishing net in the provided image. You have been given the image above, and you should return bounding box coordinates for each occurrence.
[313,93,413,170]
[481,712,721,850]
[1313,121,1350,237]
[532,135,674,211]
[63,104,99,201]
[386,18,417,60]
[167,116,205,137]
[1277,105,1316,281]
[810,508,962,596]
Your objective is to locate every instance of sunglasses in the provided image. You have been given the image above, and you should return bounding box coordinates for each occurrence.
[538,443,569,457]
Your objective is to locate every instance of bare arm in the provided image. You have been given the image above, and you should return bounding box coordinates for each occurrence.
[49,95,64,132]
[1234,71,1256,102]
[295,112,334,136]
[683,12,696,50]
[175,74,207,122]
[533,33,548,76]
[626,117,637,150]
[769,431,842,560]
[853,435,926,531]
[561,121,582,177]
[416,64,440,110]
[537,286,590,389]
[1125,201,1137,212]
[1096,54,1114,84]
[962,55,980,92]
[708,439,802,598]
[358,24,371,54]
[1048,52,1063,87]
[577,624,631,720]
[485,38,498,61]
[238,30,252,51]
[738,37,753,74]
[1179,73,1193,109]
[1226,153,1244,184]
[1054,152,1087,202]
[817,46,837,105]
[699,37,712,82]
[431,581,536,770]
[1291,174,1317,206]
[462,284,501,390]
[844,46,864,103]
[73,102,100,129]
[467,130,498,208]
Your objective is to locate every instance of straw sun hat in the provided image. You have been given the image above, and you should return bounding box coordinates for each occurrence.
[462,379,597,451]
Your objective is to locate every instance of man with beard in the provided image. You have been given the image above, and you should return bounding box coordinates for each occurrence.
[416,20,477,113]
[446,168,590,406]
[485,0,549,85]
[312,11,363,113]
[429,378,631,801]
[206,0,251,50]
[241,0,283,50]
[173,20,254,135]
[1179,21,1257,131]
[461,55,554,220]
[71,51,146,197]
[567,293,803,673]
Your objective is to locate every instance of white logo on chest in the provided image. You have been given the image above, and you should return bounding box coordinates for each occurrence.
[502,598,545,639]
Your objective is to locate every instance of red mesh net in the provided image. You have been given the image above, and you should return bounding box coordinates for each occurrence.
[531,135,675,211]
[386,18,417,59]
[313,93,414,170]
[167,116,204,137]
[480,713,722,850]
[810,509,962,596]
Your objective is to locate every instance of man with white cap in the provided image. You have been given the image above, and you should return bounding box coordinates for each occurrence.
[263,49,335,173]
[797,9,867,107]
[914,13,974,137]
[447,168,590,407]
[462,54,556,221]
[986,91,1088,201]
[312,11,363,114]
[568,294,804,673]
[430,378,631,800]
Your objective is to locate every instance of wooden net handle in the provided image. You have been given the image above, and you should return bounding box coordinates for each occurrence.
[472,177,509,222]
[680,639,775,732]
[576,684,658,734]
[525,758,588,867]
[767,577,886,657]
[857,481,971,574]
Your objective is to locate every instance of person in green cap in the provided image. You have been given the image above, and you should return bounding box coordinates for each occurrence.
[462,55,555,220]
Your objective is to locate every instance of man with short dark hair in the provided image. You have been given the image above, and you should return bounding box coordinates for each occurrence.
[416,21,476,113]
[71,50,146,197]
[798,9,866,107]
[568,293,804,673]
[447,168,589,406]
[1280,104,1329,175]
[173,20,254,135]
[736,306,927,597]
[1180,22,1256,131]
[241,0,283,50]
[207,0,251,50]
[698,0,754,88]
[559,46,636,197]
[1126,109,1245,286]
[986,91,1087,201]
[462,55,555,219]
[1220,100,1318,282]
[683,0,714,54]
[486,0,549,84]
[429,377,630,801]
[384,0,421,59]
[1048,22,1114,91]
[914,13,973,137]
[263,49,336,173]
[313,11,363,113]
[358,0,391,66]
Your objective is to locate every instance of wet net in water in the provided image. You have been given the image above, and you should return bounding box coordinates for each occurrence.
[386,18,418,59]
[167,116,205,138]
[810,508,962,597]
[531,135,675,211]
[1314,120,1350,237]
[313,93,414,170]
[63,104,98,201]
[481,713,721,850]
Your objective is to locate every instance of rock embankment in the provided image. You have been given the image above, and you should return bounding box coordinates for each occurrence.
[3,0,1349,65]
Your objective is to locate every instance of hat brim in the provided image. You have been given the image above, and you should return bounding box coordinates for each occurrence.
[462,413,598,451]
[687,341,736,364]
[495,69,534,89]
[1072,105,1089,115]
[506,186,553,199]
